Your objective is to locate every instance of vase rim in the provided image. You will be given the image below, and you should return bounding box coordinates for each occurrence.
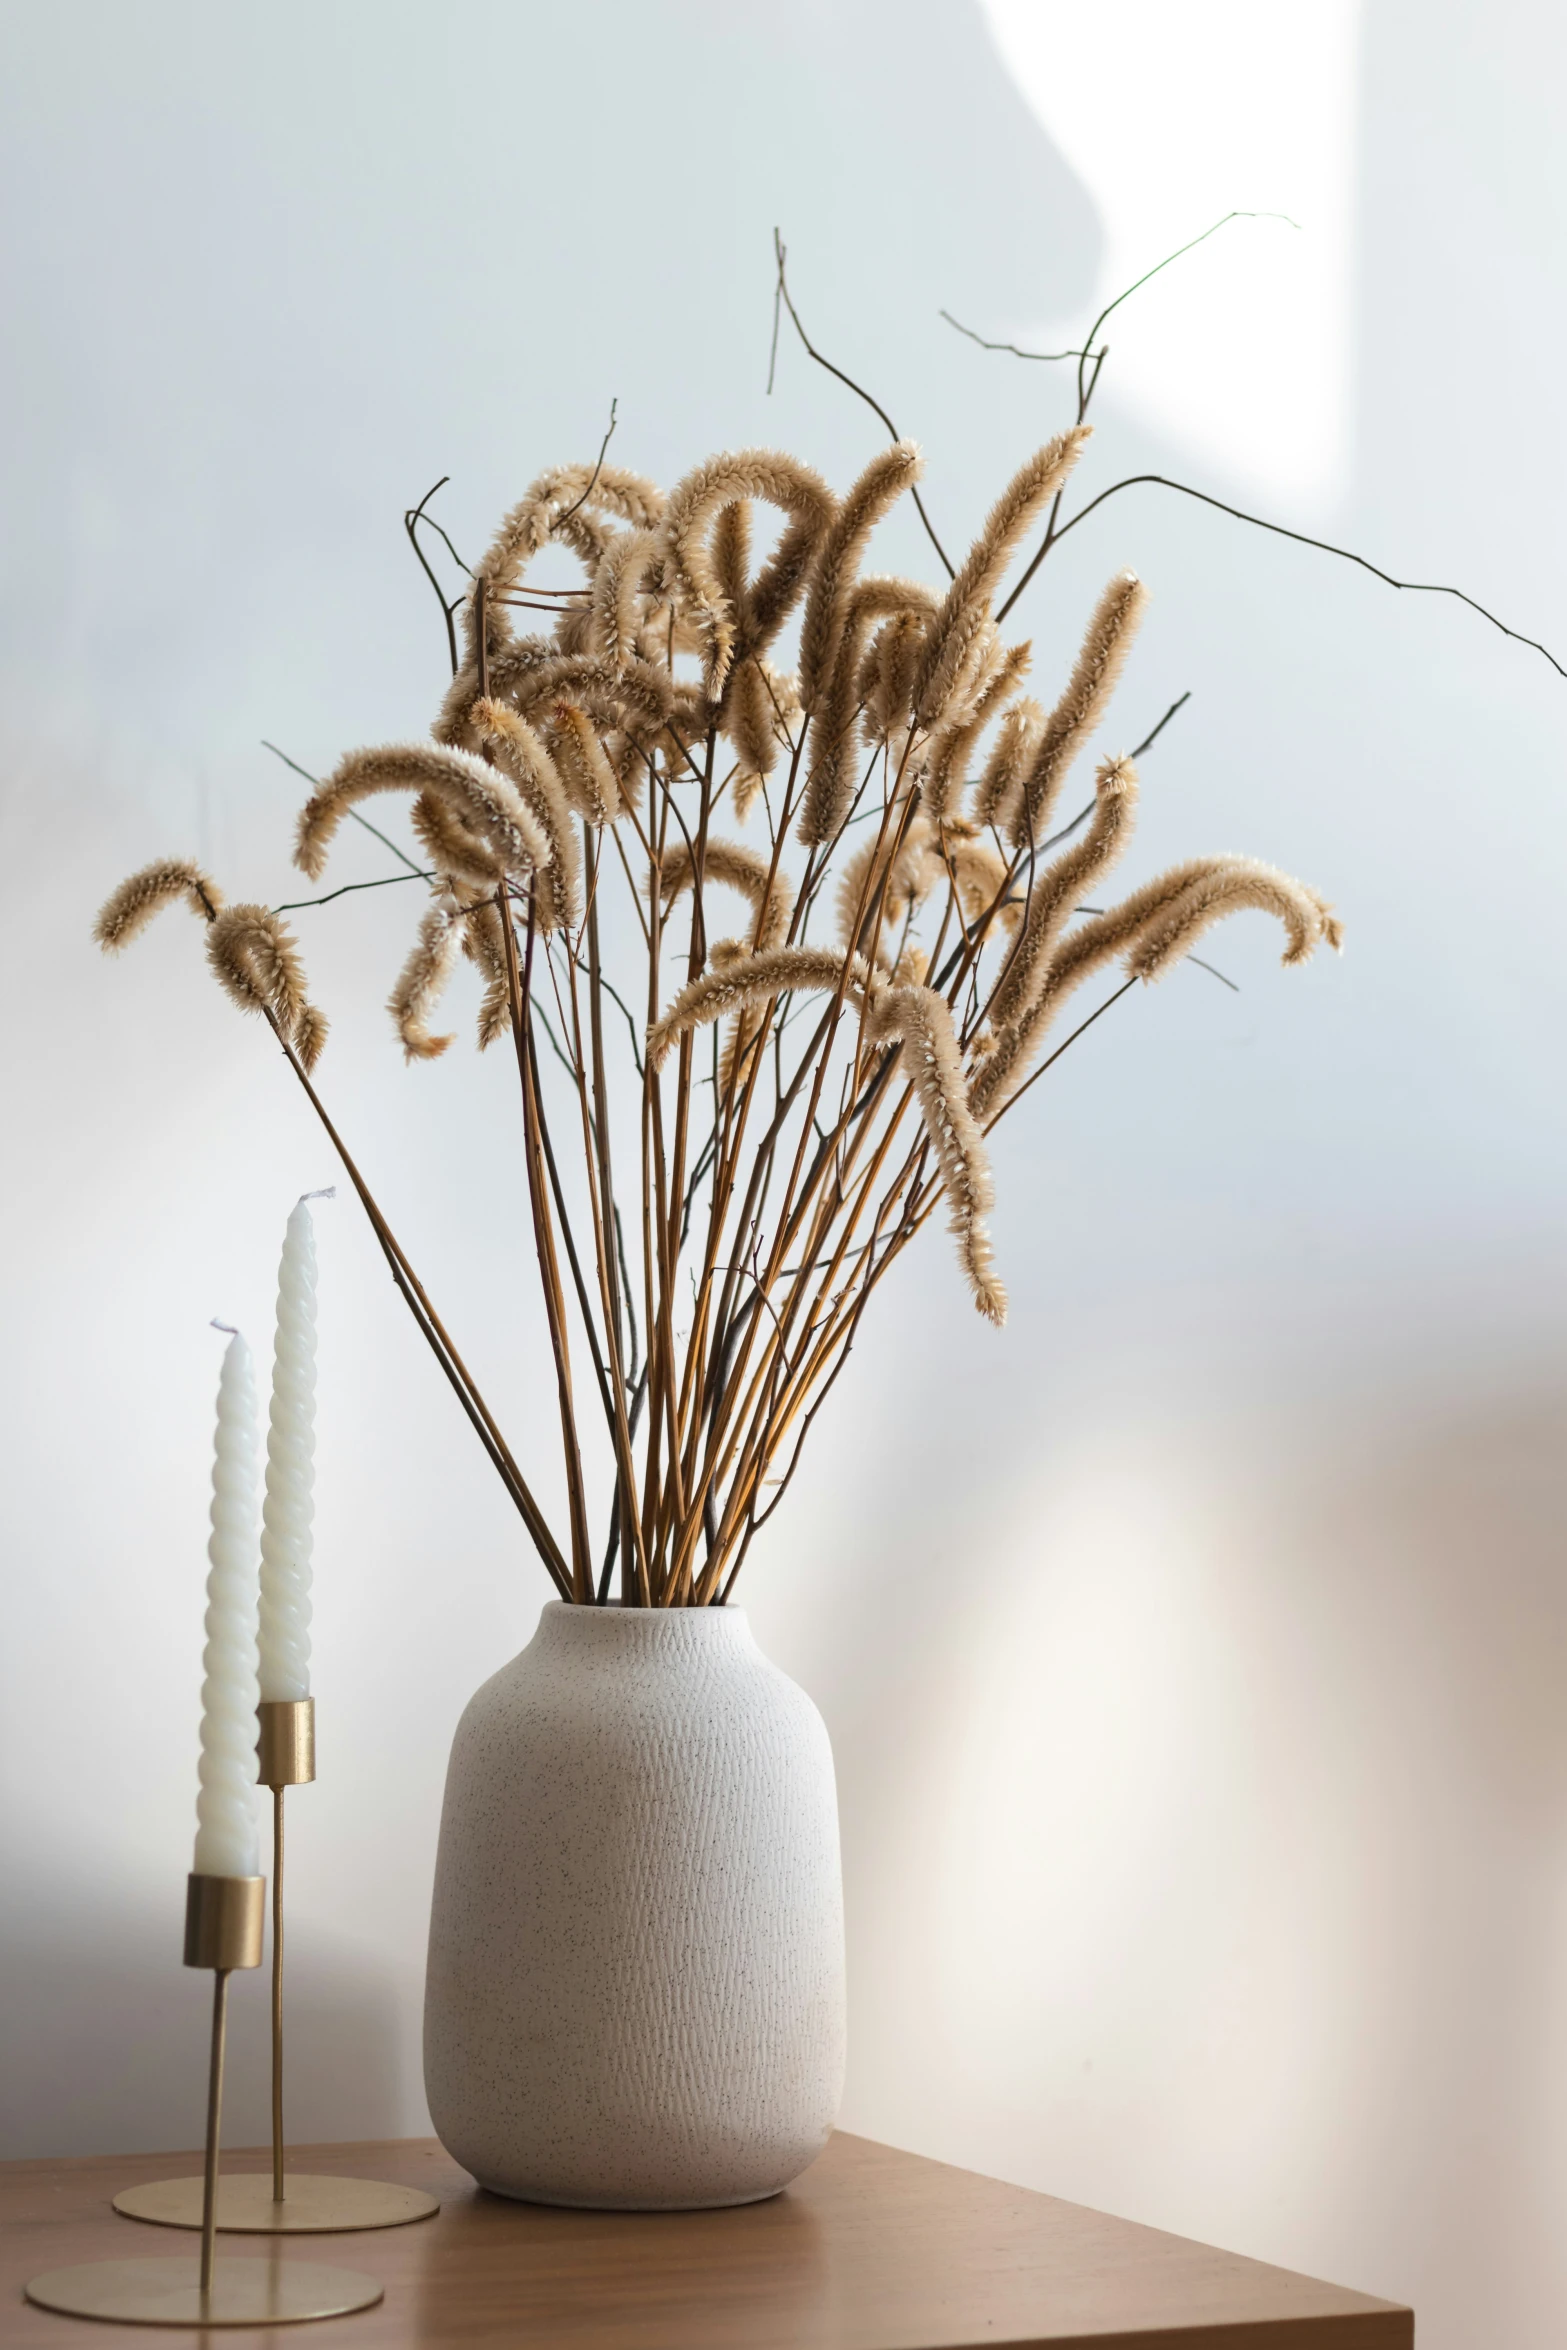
[534,1598,750,1628]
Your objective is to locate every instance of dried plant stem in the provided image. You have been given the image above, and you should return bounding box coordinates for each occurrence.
[567,881,654,1605]
[268,995,570,1595]
[499,886,593,1599]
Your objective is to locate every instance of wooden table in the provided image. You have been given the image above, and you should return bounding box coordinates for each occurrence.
[2,2133,1411,2348]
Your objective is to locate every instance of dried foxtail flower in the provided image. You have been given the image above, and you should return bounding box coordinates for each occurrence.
[94,859,223,949]
[797,576,941,844]
[1127,858,1343,978]
[551,602,594,656]
[590,528,663,669]
[388,893,464,1060]
[649,946,866,1071]
[498,651,673,738]
[472,461,665,669]
[206,904,328,1070]
[434,646,672,757]
[607,729,648,812]
[432,638,545,752]
[1013,571,1148,849]
[869,985,1004,1323]
[835,814,942,965]
[459,894,512,1050]
[988,754,1139,1030]
[297,743,551,886]
[546,701,622,823]
[972,853,1341,1120]
[482,465,663,600]
[472,698,580,931]
[724,657,784,799]
[859,610,928,753]
[293,1003,330,1072]
[664,684,714,760]
[929,615,1006,741]
[797,440,923,712]
[920,639,1032,825]
[711,499,752,620]
[654,837,794,952]
[662,449,834,692]
[729,659,802,815]
[972,698,1045,833]
[940,828,1018,934]
[914,428,1091,724]
[745,508,831,663]
[410,791,502,892]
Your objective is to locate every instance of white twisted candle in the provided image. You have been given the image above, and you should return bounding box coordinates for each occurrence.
[258,1196,323,1702]
[193,1328,262,1878]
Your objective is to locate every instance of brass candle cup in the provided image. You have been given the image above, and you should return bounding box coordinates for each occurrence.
[183,1869,265,1970]
[257,1696,316,1787]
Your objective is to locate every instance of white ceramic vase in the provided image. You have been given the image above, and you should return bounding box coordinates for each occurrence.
[423,1601,846,2209]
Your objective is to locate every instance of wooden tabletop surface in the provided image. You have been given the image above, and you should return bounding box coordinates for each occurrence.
[2,2131,1411,2349]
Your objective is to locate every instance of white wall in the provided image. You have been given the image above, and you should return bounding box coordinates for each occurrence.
[3,6,1565,2345]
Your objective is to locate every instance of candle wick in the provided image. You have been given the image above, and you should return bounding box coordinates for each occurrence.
[210,1318,240,1337]
[297,1187,337,1205]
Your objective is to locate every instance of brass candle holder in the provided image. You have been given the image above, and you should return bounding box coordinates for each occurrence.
[26,1873,384,2326]
[113,1702,438,2237]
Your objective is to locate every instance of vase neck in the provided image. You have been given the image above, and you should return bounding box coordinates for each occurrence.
[528,1600,756,1657]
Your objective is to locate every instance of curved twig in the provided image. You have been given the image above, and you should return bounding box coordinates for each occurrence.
[770,228,954,579]
[1010,474,1567,676]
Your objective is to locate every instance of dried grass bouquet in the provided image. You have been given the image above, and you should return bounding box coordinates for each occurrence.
[95,253,1357,1609]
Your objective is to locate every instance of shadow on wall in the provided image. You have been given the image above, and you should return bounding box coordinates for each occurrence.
[0,1888,410,2161]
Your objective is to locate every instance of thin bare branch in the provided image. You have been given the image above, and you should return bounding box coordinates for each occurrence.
[771,228,954,579]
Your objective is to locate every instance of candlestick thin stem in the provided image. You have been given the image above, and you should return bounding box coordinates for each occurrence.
[271,1787,285,2203]
[200,1969,230,2296]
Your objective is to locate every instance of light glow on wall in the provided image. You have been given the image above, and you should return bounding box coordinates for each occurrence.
[977,1,1361,507]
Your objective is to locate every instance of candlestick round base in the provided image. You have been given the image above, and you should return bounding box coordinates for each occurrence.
[113,2172,438,2233]
[24,2254,383,2326]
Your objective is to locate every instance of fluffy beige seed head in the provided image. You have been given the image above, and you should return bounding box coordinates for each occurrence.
[972,852,1340,1121]
[410,791,502,891]
[205,904,327,1066]
[1013,571,1148,850]
[920,639,1033,825]
[654,836,795,953]
[662,448,834,693]
[648,946,865,1071]
[546,701,622,823]
[797,576,940,844]
[988,753,1140,1031]
[472,698,581,931]
[297,743,552,885]
[1128,857,1341,979]
[914,428,1091,723]
[870,984,1005,1323]
[835,816,942,966]
[797,441,924,712]
[388,894,463,1061]
[94,859,223,949]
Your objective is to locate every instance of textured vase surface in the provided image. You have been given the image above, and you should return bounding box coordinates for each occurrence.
[423,1601,846,2209]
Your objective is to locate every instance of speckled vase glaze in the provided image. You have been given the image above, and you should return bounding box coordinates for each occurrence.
[423,1601,845,2209]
